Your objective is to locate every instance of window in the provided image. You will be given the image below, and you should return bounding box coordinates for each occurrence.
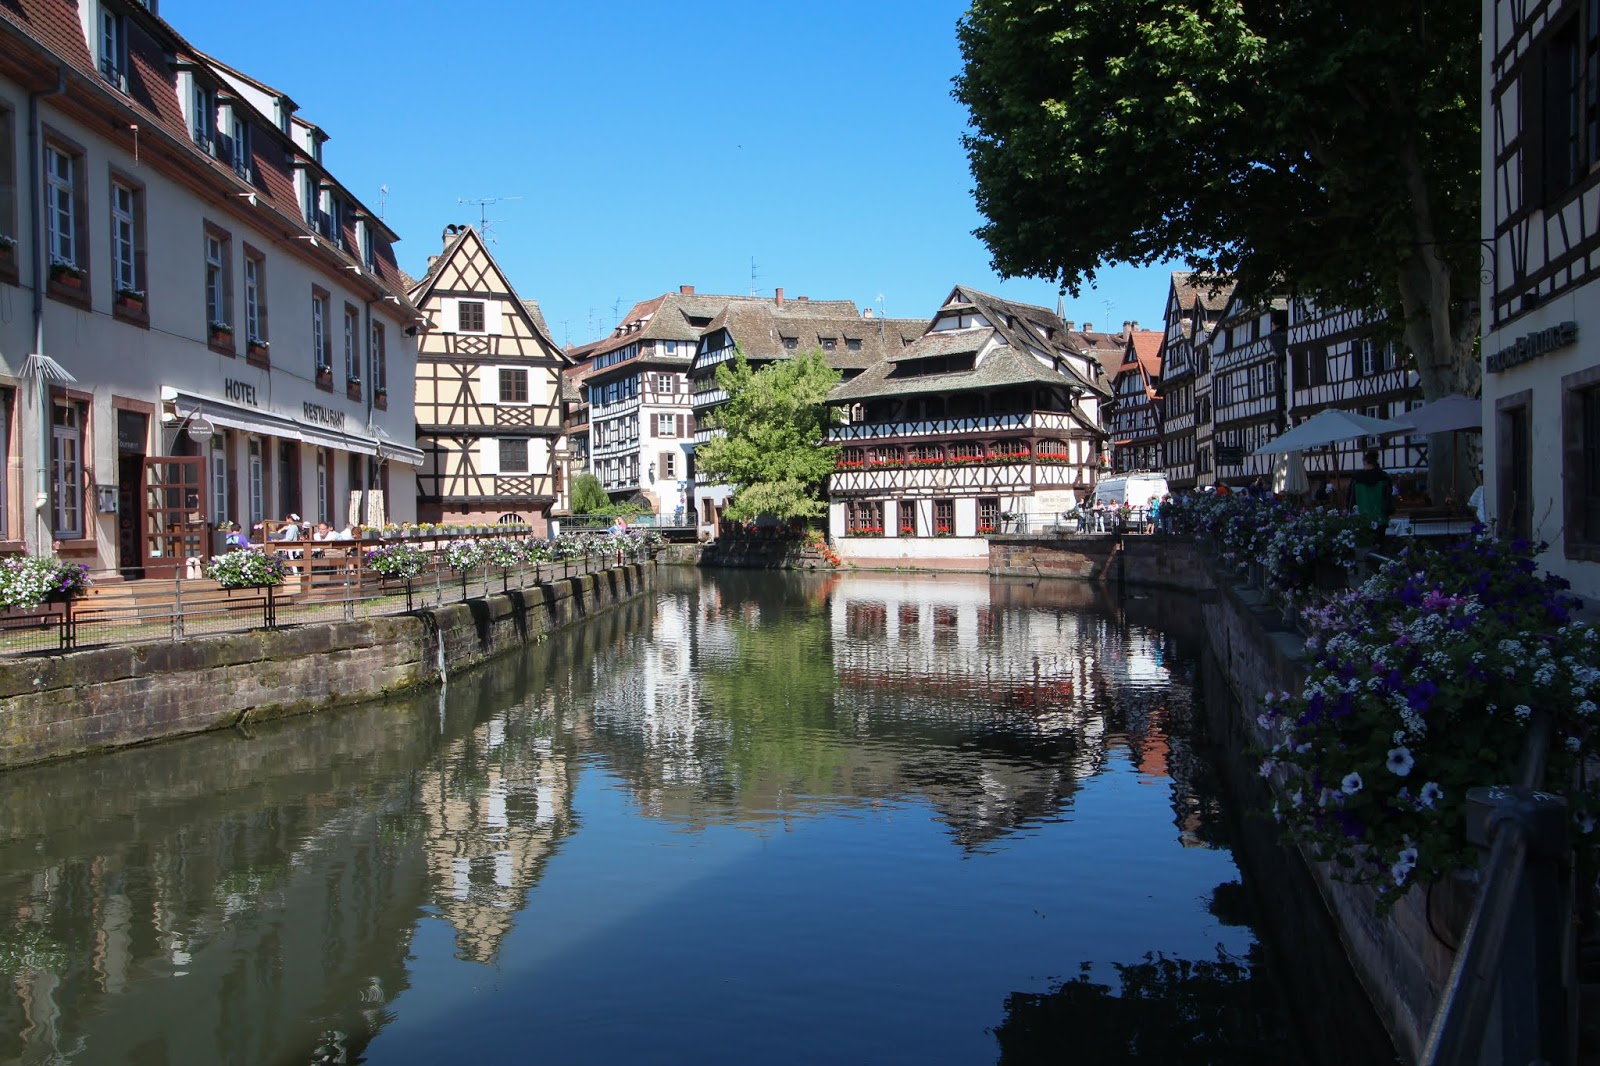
[821,337,837,351]
[227,113,252,180]
[344,305,359,381]
[499,439,529,474]
[191,79,216,153]
[660,451,677,480]
[499,367,529,404]
[933,498,954,536]
[45,144,77,268]
[1564,367,1600,560]
[846,500,884,535]
[371,322,387,393]
[782,337,798,350]
[0,389,10,540]
[458,300,486,333]
[657,374,674,393]
[99,8,126,88]
[110,179,141,297]
[248,439,264,527]
[204,227,230,333]
[1525,8,1600,206]
[360,223,375,271]
[846,338,862,352]
[899,501,916,536]
[51,400,84,538]
[315,451,328,525]
[243,250,267,348]
[0,109,15,260]
[657,413,677,437]
[212,437,229,524]
[978,497,1001,533]
[312,289,330,373]
[664,340,677,355]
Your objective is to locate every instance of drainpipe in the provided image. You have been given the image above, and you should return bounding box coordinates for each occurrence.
[362,294,377,526]
[27,67,67,550]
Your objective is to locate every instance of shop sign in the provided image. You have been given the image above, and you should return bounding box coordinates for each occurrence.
[302,402,346,430]
[1487,321,1578,373]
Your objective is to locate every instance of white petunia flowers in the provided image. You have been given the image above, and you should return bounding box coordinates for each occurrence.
[1418,781,1445,809]
[1386,746,1415,776]
[1342,771,1364,795]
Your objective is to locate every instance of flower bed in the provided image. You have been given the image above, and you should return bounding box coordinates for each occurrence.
[1260,534,1598,911]
[364,542,428,581]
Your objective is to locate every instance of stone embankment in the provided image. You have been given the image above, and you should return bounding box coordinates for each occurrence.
[0,563,650,771]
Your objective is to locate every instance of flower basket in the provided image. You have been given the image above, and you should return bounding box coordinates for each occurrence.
[210,326,234,346]
[204,548,288,589]
[0,556,92,610]
[115,290,146,314]
[51,267,83,290]
[445,539,484,571]
[247,339,269,359]
[364,541,427,581]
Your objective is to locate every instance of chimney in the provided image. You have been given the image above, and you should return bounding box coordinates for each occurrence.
[1082,321,1092,332]
[1063,320,1075,331]
[862,307,874,319]
[1123,320,1133,334]
[798,296,809,302]
[442,224,459,249]
[427,255,439,270]
[680,285,695,295]
[1131,320,1140,331]
[775,287,784,307]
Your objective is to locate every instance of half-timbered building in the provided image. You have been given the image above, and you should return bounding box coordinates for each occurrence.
[1285,301,1424,493]
[823,285,1110,567]
[1157,273,1233,489]
[0,0,421,577]
[1207,294,1289,486]
[1482,0,1600,603]
[576,286,725,521]
[407,225,569,532]
[1107,330,1165,472]
[688,291,920,537]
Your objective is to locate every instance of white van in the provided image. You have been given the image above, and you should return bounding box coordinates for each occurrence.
[1088,473,1170,512]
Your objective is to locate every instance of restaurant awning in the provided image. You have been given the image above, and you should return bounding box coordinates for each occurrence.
[161,387,424,466]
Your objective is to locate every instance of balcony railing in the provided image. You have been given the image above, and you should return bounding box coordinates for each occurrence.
[825,411,1076,442]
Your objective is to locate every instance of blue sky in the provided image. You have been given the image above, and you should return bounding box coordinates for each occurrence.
[161,0,1177,347]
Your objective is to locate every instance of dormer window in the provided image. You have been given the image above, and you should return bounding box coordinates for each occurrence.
[782,337,798,350]
[99,8,127,89]
[191,80,216,154]
[821,337,836,351]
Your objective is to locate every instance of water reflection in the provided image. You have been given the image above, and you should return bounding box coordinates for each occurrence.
[0,571,1286,1064]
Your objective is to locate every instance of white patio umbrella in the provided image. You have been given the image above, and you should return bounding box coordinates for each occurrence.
[1252,408,1406,455]
[1272,450,1310,496]
[1391,394,1481,435]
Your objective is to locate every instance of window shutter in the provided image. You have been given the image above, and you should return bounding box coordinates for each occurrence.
[485,301,504,335]
[439,297,458,333]
[676,414,685,437]
[687,412,696,435]
[478,365,499,405]
[478,438,499,475]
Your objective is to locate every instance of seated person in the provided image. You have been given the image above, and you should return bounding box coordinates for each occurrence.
[222,521,250,550]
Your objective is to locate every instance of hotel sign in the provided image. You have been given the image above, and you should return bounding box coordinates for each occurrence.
[1487,321,1578,373]
[223,378,259,406]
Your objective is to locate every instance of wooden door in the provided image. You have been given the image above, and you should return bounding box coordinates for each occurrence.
[143,457,208,579]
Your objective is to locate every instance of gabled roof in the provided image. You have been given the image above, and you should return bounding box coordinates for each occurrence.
[586,291,858,360]
[1169,271,1234,315]
[828,344,1095,404]
[407,225,565,357]
[1124,331,1163,380]
[697,301,920,372]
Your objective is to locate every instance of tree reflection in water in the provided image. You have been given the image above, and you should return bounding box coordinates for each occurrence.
[991,943,1298,1065]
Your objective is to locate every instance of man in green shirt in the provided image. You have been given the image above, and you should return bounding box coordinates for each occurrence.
[1346,449,1394,535]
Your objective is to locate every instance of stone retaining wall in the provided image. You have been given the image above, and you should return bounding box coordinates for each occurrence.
[989,533,1212,591]
[0,563,651,771]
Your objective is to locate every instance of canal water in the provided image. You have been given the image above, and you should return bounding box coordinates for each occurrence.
[0,569,1314,1064]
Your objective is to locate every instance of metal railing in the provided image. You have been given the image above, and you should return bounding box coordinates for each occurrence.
[0,533,650,658]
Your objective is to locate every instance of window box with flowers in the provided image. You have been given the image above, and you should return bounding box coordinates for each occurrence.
[208,321,234,348]
[976,524,996,535]
[114,287,146,314]
[316,364,333,387]
[934,525,953,537]
[246,336,270,360]
[0,234,16,268]
[850,525,885,538]
[49,260,85,291]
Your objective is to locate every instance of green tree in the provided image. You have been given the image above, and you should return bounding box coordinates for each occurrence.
[568,472,611,515]
[955,0,1480,406]
[694,349,842,522]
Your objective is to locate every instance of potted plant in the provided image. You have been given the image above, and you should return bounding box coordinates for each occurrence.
[0,233,18,265]
[209,320,234,346]
[363,541,427,581]
[316,364,333,385]
[204,548,288,589]
[0,555,92,610]
[246,336,269,359]
[49,260,84,290]
[114,287,146,313]
[445,539,484,571]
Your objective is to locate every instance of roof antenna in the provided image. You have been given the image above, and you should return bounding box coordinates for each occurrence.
[377,184,389,220]
[457,195,521,244]
[749,256,764,297]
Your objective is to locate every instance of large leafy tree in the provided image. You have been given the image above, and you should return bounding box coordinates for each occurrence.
[694,350,842,522]
[955,0,1480,406]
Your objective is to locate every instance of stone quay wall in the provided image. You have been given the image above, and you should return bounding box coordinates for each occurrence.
[989,535,1448,1062]
[0,563,651,772]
